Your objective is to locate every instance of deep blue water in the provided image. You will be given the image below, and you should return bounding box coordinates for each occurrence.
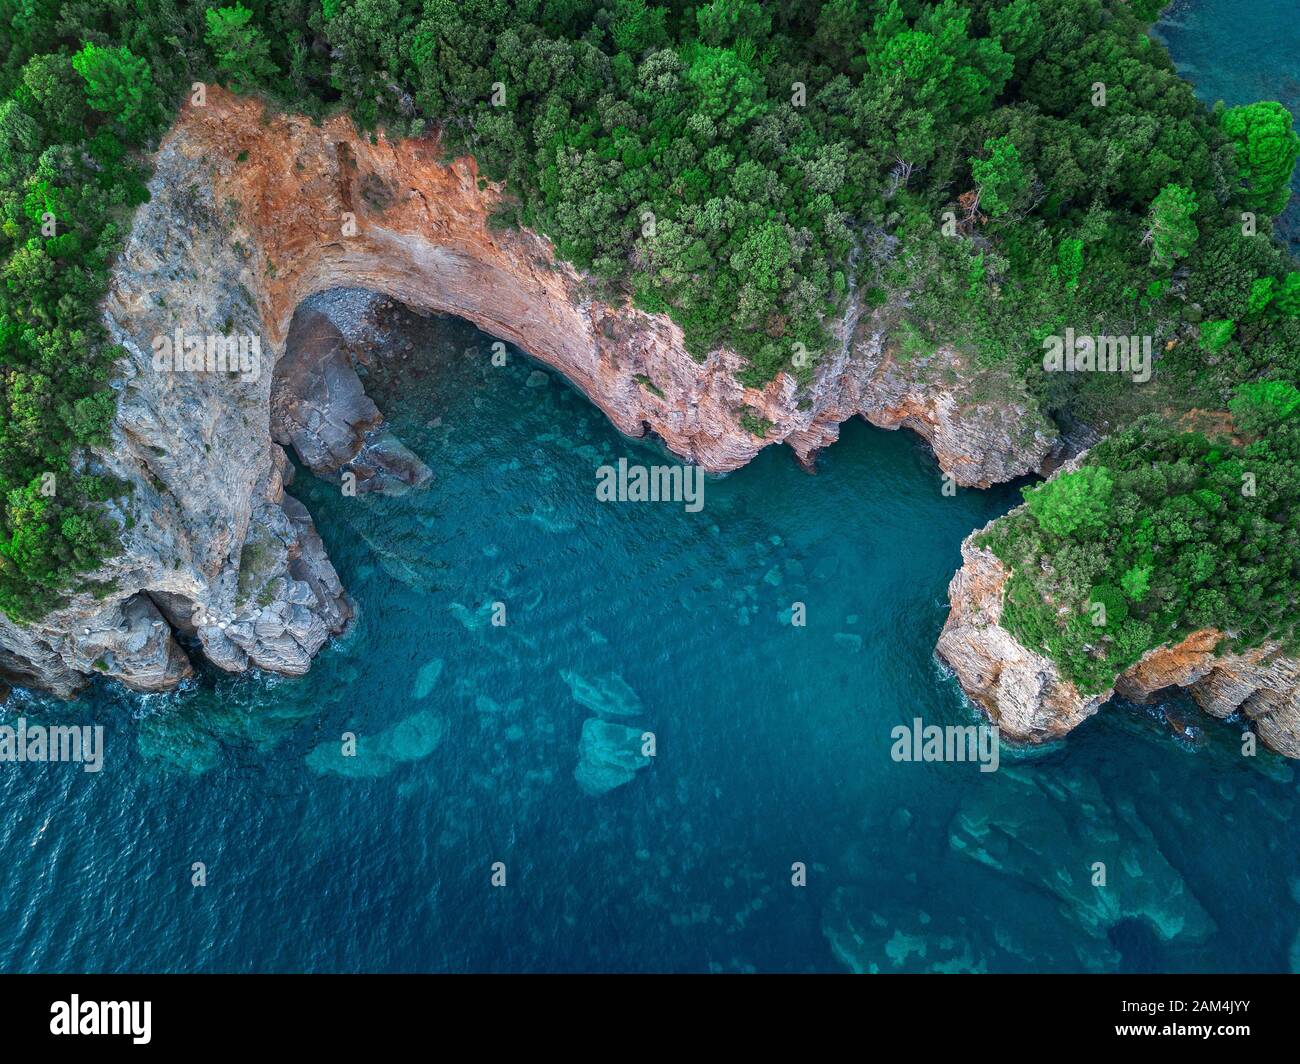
[3,2,1300,973]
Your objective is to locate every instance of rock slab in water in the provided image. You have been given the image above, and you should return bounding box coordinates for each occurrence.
[561,670,643,719]
[948,767,1214,943]
[574,717,651,796]
[306,709,446,778]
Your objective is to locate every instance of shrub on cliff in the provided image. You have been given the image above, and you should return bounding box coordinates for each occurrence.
[1023,465,1113,538]
[1221,101,1300,217]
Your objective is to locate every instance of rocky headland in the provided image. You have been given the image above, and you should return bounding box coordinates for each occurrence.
[937,521,1300,758]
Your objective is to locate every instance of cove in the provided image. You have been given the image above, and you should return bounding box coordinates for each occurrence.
[1,304,1298,973]
[8,1,1300,971]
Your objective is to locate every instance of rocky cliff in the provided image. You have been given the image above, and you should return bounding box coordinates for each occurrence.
[937,529,1300,758]
[0,87,1057,697]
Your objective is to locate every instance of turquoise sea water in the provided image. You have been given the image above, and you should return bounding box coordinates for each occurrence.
[3,3,1300,973]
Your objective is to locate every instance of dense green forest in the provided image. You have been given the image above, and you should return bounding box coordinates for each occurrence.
[980,380,1300,693]
[0,2,1297,687]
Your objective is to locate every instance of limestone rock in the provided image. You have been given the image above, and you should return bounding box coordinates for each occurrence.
[272,307,384,472]
[937,528,1300,758]
[936,530,1106,742]
[272,301,432,494]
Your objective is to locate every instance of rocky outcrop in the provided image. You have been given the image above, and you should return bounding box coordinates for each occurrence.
[272,302,431,494]
[1120,631,1300,759]
[937,531,1300,758]
[936,533,1100,743]
[0,87,1056,696]
[784,331,1056,486]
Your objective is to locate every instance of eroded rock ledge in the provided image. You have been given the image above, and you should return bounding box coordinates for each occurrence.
[0,87,1057,696]
[937,530,1300,758]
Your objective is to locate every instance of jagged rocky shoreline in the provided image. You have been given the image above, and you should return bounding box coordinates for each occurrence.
[0,87,1295,759]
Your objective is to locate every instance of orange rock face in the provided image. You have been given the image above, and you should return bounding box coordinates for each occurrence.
[1113,629,1226,702]
[170,88,1055,480]
[171,88,770,471]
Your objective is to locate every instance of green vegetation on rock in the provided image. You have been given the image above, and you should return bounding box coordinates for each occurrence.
[0,0,1298,638]
[0,7,190,618]
[979,386,1300,694]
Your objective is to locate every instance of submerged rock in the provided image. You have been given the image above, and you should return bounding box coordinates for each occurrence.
[823,889,987,974]
[449,602,495,631]
[306,708,446,778]
[561,670,643,719]
[411,658,443,700]
[573,717,651,796]
[136,708,223,776]
[948,767,1214,943]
